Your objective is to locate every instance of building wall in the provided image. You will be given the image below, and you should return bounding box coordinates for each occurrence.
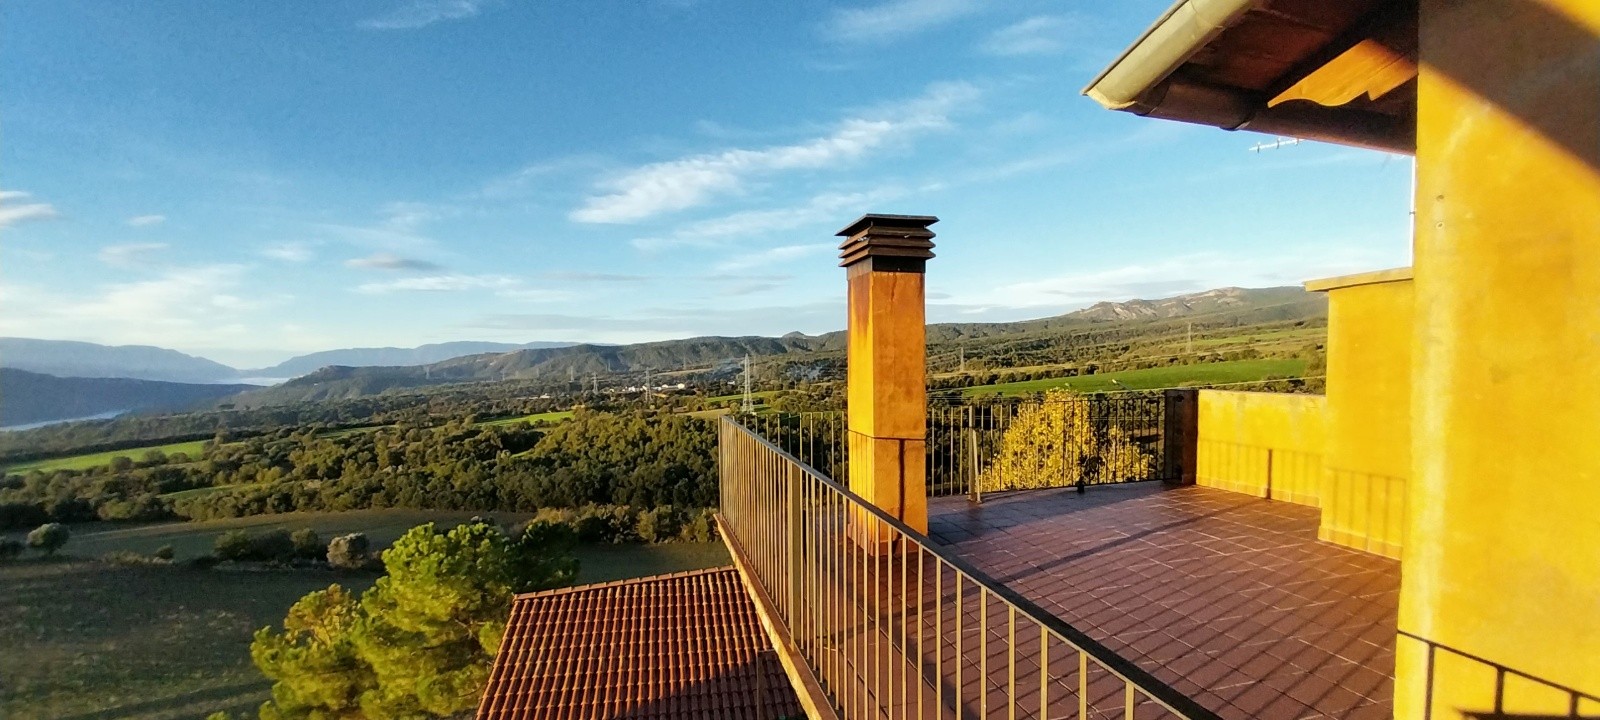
[1195,390,1326,506]
[1312,272,1414,560]
[1398,0,1600,716]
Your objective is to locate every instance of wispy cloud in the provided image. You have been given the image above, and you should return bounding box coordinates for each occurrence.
[359,0,494,30]
[630,188,900,252]
[0,190,61,229]
[979,16,1075,56]
[356,274,512,293]
[262,242,315,263]
[572,82,979,224]
[345,252,444,272]
[932,245,1403,316]
[714,243,835,273]
[538,271,652,283]
[824,0,980,43]
[98,242,169,267]
[125,214,166,227]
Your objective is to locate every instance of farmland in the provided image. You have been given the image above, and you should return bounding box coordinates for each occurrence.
[0,509,730,720]
[2,439,209,474]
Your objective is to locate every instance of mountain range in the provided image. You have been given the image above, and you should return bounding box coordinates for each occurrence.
[0,286,1326,423]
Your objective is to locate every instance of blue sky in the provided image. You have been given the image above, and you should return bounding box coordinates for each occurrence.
[0,0,1413,368]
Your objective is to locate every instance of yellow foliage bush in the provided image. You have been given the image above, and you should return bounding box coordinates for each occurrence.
[977,391,1154,491]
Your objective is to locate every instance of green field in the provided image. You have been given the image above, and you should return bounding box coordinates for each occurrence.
[0,510,731,720]
[2,439,210,475]
[962,358,1309,397]
[478,409,574,427]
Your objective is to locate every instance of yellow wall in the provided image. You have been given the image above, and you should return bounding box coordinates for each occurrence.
[1310,271,1413,560]
[1195,390,1326,506]
[1398,0,1600,716]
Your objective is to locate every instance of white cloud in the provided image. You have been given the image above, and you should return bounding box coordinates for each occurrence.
[714,243,836,273]
[359,0,492,29]
[0,190,61,229]
[630,188,901,251]
[126,214,166,227]
[824,0,980,43]
[572,82,978,224]
[979,16,1074,56]
[97,242,169,267]
[345,253,444,272]
[262,242,314,263]
[932,245,1404,315]
[356,274,512,293]
[0,265,295,355]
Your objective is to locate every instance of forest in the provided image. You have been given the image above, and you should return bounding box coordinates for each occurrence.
[0,410,717,531]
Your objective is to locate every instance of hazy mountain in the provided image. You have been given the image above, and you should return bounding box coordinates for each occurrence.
[230,286,1324,407]
[246,341,580,378]
[0,337,239,384]
[0,368,256,427]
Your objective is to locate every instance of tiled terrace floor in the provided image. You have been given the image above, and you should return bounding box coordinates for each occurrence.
[929,483,1400,720]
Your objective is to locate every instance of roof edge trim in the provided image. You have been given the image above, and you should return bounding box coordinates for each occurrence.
[1304,266,1414,292]
[1082,0,1261,109]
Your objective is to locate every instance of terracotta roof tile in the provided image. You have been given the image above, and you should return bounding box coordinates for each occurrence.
[477,566,804,720]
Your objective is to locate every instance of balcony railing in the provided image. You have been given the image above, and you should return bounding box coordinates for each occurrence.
[738,392,1172,502]
[718,415,1218,720]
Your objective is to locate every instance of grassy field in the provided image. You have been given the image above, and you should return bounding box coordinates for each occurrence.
[2,439,210,475]
[962,358,1309,397]
[478,409,574,427]
[0,510,731,720]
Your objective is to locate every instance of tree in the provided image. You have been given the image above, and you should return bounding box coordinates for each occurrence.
[253,522,577,719]
[26,523,69,556]
[0,539,23,561]
[977,391,1154,492]
[252,585,373,720]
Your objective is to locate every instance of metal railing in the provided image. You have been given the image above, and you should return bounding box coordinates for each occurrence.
[738,393,1170,502]
[719,415,1220,720]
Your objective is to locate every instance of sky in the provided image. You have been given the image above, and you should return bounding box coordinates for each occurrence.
[0,0,1413,368]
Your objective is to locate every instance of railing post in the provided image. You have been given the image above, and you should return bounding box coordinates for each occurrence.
[786,462,803,624]
[1162,388,1199,484]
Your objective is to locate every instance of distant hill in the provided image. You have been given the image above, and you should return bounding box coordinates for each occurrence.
[230,286,1325,407]
[0,368,256,427]
[245,341,580,378]
[0,337,239,384]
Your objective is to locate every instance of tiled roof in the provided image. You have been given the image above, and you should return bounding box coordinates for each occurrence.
[477,566,804,720]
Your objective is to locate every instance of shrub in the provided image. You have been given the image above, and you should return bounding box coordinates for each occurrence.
[290,528,323,560]
[0,539,23,561]
[188,554,220,570]
[680,509,716,543]
[250,529,296,563]
[635,506,682,543]
[326,533,370,570]
[214,530,253,561]
[26,523,69,556]
[101,550,166,566]
[154,544,175,561]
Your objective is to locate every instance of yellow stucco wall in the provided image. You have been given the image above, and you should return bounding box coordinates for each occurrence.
[1309,271,1413,560]
[1397,1,1600,716]
[1195,390,1326,506]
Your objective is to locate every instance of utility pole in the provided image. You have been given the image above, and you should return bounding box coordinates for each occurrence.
[741,354,755,414]
[644,367,653,408]
[1187,322,1193,356]
[591,374,598,395]
[959,345,966,373]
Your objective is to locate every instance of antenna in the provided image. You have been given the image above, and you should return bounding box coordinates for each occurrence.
[1249,137,1303,153]
[741,354,755,414]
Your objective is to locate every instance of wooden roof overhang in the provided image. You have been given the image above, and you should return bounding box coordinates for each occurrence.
[1083,0,1418,154]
